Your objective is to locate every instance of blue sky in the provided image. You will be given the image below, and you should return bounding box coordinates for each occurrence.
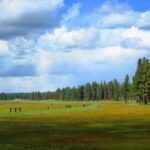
[0,0,149,92]
[65,0,150,12]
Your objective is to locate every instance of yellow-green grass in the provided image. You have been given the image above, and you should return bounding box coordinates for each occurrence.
[0,100,150,150]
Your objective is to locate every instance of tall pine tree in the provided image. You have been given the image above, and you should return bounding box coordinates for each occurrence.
[133,57,150,104]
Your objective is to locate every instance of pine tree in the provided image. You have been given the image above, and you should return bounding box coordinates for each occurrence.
[122,74,130,103]
[114,79,120,101]
[133,57,150,104]
[84,83,92,100]
[78,85,84,100]
[104,81,108,100]
[108,81,114,100]
[96,83,102,100]
[91,82,97,100]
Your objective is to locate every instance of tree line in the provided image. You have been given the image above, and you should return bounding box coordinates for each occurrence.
[0,76,131,102]
[0,57,150,104]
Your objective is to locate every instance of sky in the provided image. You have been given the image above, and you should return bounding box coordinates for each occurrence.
[0,0,150,92]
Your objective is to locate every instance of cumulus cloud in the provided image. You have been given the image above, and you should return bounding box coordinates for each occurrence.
[38,26,100,50]
[0,0,64,39]
[61,1,149,30]
[97,12,139,28]
[137,11,150,30]
[94,1,140,28]
[37,46,148,88]
[38,25,138,51]
[7,37,36,59]
[0,40,9,55]
[99,1,131,14]
[0,0,150,92]
[122,26,150,48]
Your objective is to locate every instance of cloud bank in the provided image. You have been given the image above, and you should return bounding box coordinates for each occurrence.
[0,0,149,92]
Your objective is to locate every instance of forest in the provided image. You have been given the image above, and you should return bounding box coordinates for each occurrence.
[0,57,150,104]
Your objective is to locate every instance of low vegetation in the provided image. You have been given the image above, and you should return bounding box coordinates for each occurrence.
[0,100,150,150]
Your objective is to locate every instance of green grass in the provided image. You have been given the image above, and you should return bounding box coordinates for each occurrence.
[0,100,150,150]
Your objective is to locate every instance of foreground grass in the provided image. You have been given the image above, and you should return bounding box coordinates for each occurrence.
[0,101,150,150]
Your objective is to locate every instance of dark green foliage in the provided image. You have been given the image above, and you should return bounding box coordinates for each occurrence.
[122,74,130,103]
[91,82,97,100]
[133,57,150,104]
[96,83,102,100]
[31,92,41,100]
[84,83,92,100]
[0,80,130,101]
[114,79,120,101]
[78,86,84,100]
[0,93,7,100]
[108,81,114,100]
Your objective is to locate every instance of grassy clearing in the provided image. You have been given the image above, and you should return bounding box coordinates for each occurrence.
[0,101,100,117]
[0,100,150,150]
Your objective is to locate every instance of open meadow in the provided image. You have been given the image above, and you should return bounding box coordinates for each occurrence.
[0,100,150,150]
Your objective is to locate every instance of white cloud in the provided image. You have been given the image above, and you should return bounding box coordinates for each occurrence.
[123,26,150,47]
[0,40,8,55]
[35,49,53,75]
[97,11,139,28]
[137,11,150,29]
[38,26,126,50]
[0,1,150,92]
[52,46,147,66]
[0,0,63,19]
[0,76,50,92]
[96,1,139,28]
[38,26,98,50]
[100,1,131,14]
[0,0,64,38]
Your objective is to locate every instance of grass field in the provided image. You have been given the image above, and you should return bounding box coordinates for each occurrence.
[0,100,150,150]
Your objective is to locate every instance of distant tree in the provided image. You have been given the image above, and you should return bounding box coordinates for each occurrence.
[108,81,114,100]
[96,83,102,100]
[31,92,35,100]
[101,83,105,100]
[104,81,108,100]
[0,93,7,100]
[91,82,97,100]
[84,83,92,100]
[37,91,42,100]
[64,87,71,100]
[60,88,66,100]
[78,86,84,100]
[54,89,58,100]
[114,79,120,101]
[122,74,130,103]
[70,87,78,100]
